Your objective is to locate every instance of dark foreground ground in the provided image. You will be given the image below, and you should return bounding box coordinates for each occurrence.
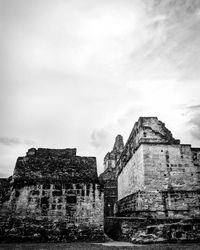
[0,242,200,250]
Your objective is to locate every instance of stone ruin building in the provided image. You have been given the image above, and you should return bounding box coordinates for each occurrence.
[0,116,200,243]
[0,148,104,242]
[100,117,200,242]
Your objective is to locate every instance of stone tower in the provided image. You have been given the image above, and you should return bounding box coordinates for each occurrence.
[100,135,124,219]
[104,135,124,171]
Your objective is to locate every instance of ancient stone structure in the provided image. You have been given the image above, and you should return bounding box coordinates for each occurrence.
[0,148,104,242]
[103,117,200,243]
[99,135,124,218]
[116,117,200,218]
[0,116,200,243]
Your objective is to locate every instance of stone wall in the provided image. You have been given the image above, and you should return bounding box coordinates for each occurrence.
[143,144,199,191]
[117,118,200,218]
[0,178,10,206]
[114,117,200,242]
[100,135,124,218]
[13,148,98,183]
[99,169,117,217]
[116,190,200,219]
[117,117,180,175]
[118,145,144,200]
[0,148,104,242]
[105,217,200,243]
[0,182,104,242]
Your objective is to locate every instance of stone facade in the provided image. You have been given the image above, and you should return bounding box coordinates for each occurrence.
[1,116,200,243]
[99,135,124,218]
[116,117,200,219]
[0,148,104,242]
[103,117,200,243]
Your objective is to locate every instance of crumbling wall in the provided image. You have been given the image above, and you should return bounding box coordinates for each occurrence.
[117,117,180,175]
[100,135,124,219]
[0,178,10,206]
[114,117,200,243]
[105,217,200,243]
[13,148,98,183]
[117,118,200,217]
[0,148,104,242]
[0,182,104,242]
[99,168,117,217]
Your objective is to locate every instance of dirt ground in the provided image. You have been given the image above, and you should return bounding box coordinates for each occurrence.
[0,242,200,250]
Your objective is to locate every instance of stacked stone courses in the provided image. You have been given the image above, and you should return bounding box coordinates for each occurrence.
[0,148,104,242]
[116,117,200,218]
[102,117,200,242]
[1,116,200,243]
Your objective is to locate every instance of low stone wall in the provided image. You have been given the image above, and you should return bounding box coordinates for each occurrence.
[104,217,146,240]
[116,190,200,218]
[105,217,200,243]
[0,216,104,243]
[0,182,104,243]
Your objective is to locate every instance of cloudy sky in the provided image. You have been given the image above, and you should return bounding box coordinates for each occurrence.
[1,0,200,177]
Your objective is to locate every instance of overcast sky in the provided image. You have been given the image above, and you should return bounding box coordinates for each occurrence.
[1,0,200,177]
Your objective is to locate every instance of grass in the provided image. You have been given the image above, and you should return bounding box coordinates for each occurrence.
[0,242,200,250]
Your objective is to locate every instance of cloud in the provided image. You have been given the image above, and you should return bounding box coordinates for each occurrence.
[90,129,110,149]
[0,171,9,178]
[0,137,20,146]
[188,114,200,140]
[187,105,200,111]
[185,104,200,141]
[0,137,35,146]
[0,0,200,176]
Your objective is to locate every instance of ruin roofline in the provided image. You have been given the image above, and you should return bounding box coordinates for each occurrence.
[12,147,98,185]
[114,117,199,176]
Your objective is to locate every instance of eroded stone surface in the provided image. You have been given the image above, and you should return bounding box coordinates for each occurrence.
[105,117,200,243]
[99,135,124,218]
[1,117,200,244]
[0,148,104,242]
[117,117,200,218]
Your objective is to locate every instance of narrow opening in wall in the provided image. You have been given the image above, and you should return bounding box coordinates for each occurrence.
[65,184,73,189]
[57,204,62,209]
[66,195,77,204]
[52,190,62,196]
[55,184,62,190]
[58,198,62,203]
[43,184,51,189]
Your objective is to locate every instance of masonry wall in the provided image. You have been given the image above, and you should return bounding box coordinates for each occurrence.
[117,143,200,218]
[143,144,199,191]
[0,178,10,206]
[105,217,200,243]
[99,168,117,217]
[10,182,103,220]
[116,117,180,175]
[0,183,104,242]
[118,145,144,200]
[0,148,104,242]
